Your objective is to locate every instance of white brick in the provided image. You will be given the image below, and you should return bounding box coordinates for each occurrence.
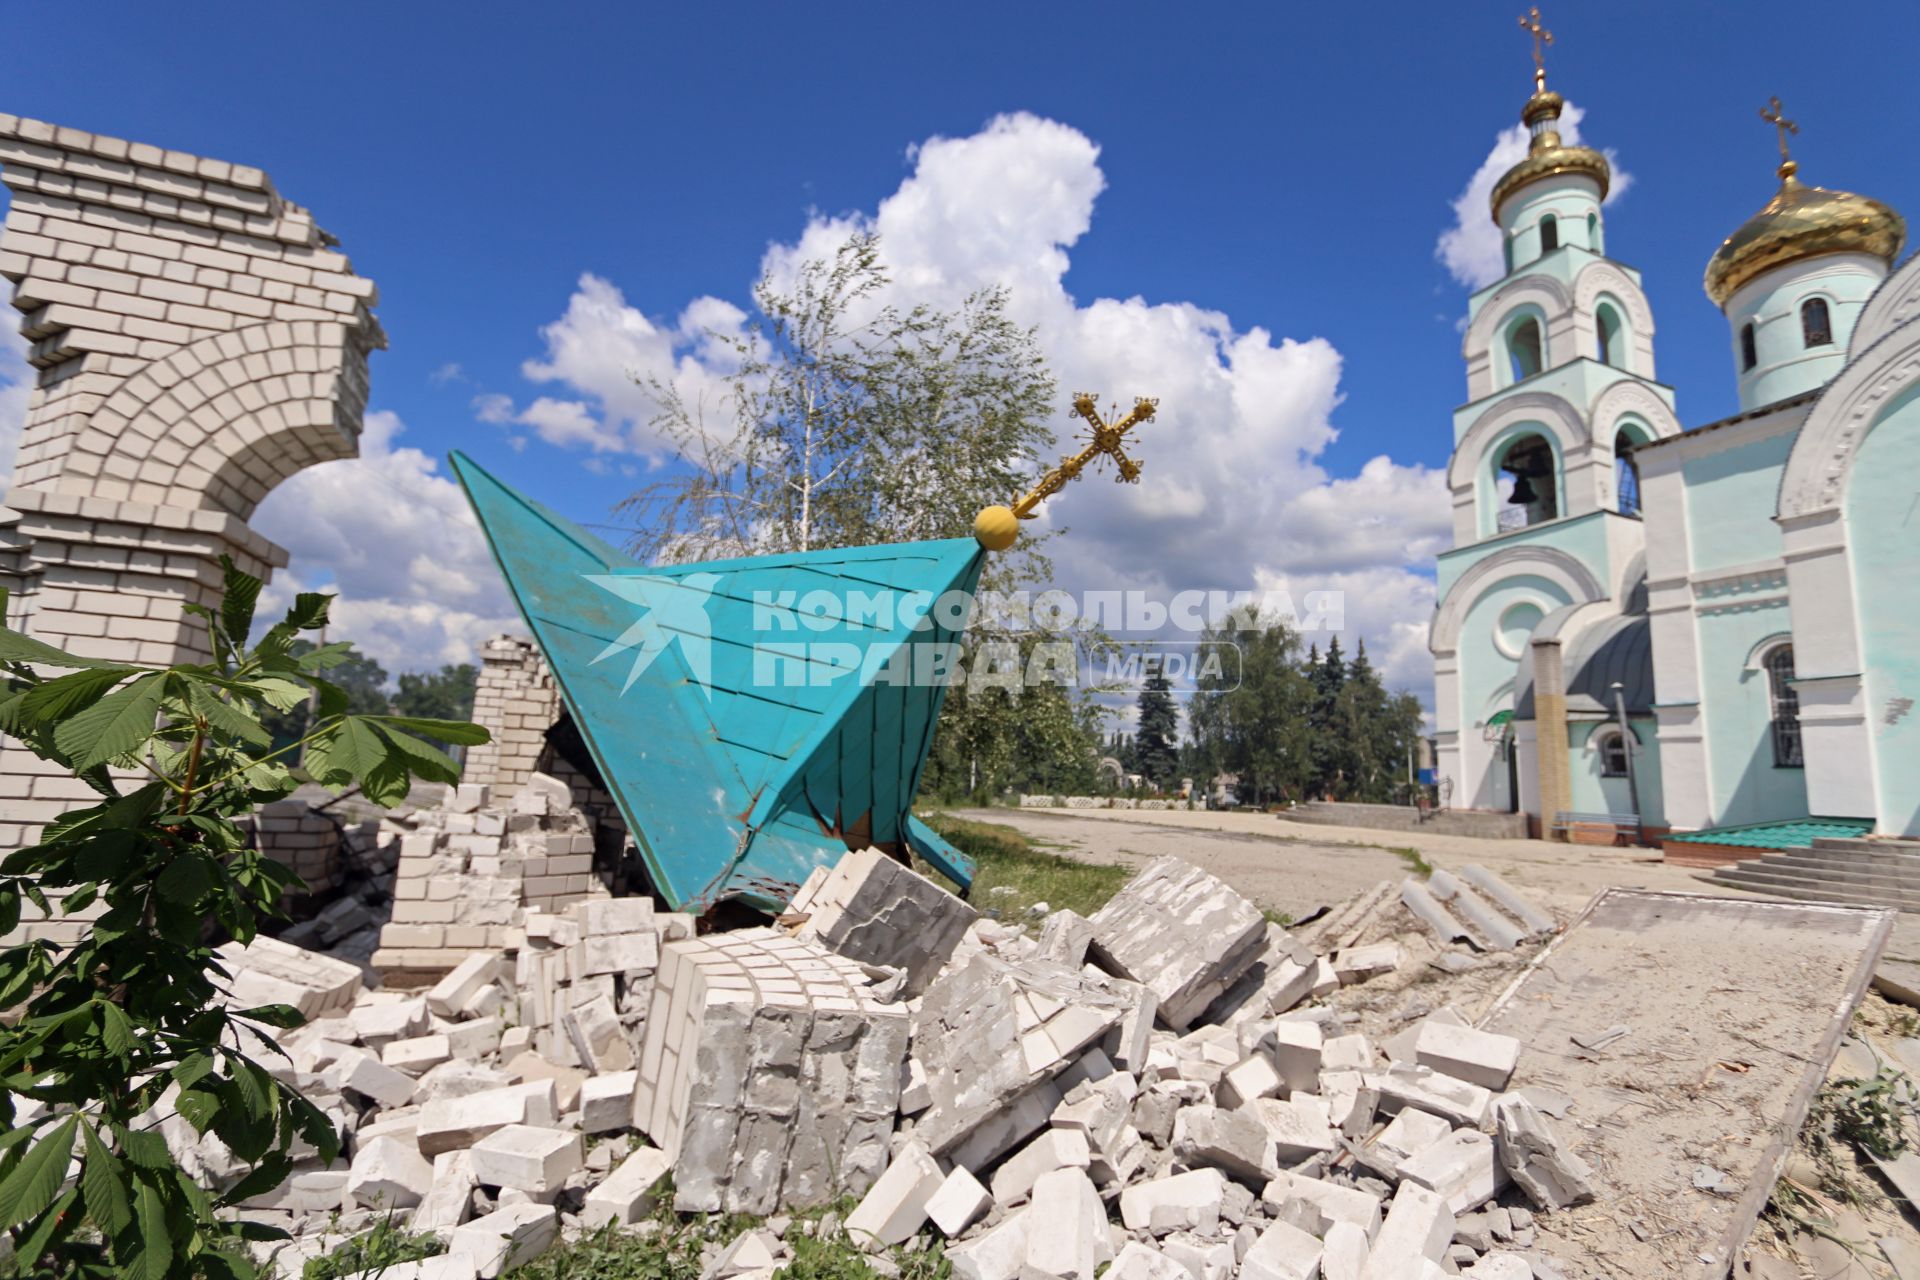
[1413,1023,1521,1092]
[580,1071,638,1135]
[447,1202,559,1279]
[469,1124,582,1195]
[845,1141,943,1249]
[346,1135,434,1209]
[1118,1168,1226,1236]
[1237,1220,1322,1280]
[1021,1167,1111,1280]
[925,1165,992,1237]
[582,1147,672,1228]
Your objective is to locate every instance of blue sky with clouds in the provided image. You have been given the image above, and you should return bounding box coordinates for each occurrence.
[4,0,1919,703]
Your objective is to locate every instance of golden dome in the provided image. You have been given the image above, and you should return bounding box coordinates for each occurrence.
[1703,161,1905,307]
[1490,90,1612,218]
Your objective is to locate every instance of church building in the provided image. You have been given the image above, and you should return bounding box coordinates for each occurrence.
[1429,28,1919,849]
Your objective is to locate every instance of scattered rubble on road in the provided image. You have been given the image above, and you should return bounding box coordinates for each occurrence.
[184,781,1906,1278]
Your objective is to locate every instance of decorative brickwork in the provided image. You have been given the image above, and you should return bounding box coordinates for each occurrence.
[0,115,381,941]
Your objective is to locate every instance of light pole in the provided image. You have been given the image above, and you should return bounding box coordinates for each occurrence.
[1610,680,1644,846]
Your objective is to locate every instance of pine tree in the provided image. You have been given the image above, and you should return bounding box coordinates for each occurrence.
[1134,663,1181,791]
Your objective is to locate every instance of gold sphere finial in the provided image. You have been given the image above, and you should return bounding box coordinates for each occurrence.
[973,505,1019,552]
[1761,95,1801,186]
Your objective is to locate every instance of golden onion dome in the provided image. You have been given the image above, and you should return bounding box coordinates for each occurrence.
[1703,159,1906,307]
[1490,89,1612,219]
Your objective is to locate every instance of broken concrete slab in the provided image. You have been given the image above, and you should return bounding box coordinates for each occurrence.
[910,951,1142,1157]
[948,1209,1030,1280]
[633,927,907,1214]
[1478,889,1894,1277]
[216,935,363,1022]
[790,849,978,996]
[1492,1094,1594,1210]
[1171,1104,1271,1183]
[417,1081,558,1157]
[1088,857,1267,1030]
[1198,925,1319,1029]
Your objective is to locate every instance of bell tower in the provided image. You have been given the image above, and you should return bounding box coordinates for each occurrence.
[1430,11,1681,821]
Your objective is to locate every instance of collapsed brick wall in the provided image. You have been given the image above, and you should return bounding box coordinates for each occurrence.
[0,115,382,943]
[462,637,562,804]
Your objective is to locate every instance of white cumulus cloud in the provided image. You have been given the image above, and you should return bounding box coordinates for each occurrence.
[1435,102,1633,290]
[251,410,523,673]
[504,112,1451,706]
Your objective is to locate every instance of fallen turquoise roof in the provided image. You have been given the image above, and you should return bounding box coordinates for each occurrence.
[451,451,978,912]
[1664,816,1876,850]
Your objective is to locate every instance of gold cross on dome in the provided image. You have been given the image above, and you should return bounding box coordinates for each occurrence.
[1761,95,1799,164]
[1010,393,1157,519]
[1519,7,1553,90]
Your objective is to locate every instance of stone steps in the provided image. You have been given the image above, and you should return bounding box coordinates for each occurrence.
[1703,864,1920,913]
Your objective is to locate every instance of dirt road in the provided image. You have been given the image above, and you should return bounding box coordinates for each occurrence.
[956,805,1725,921]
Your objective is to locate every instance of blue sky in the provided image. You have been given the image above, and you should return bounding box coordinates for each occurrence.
[4,0,1919,702]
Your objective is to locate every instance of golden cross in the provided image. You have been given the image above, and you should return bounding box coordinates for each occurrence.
[1011,393,1157,519]
[1761,95,1799,164]
[1518,7,1552,91]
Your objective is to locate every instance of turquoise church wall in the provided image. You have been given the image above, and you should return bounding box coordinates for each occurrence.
[1451,358,1674,446]
[1680,429,1793,574]
[1459,573,1576,727]
[1848,385,1920,836]
[1695,603,1806,827]
[1436,510,1615,602]
[1724,255,1885,411]
[1567,718,1665,826]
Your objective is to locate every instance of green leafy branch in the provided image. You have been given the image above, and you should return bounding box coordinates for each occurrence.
[0,557,489,1278]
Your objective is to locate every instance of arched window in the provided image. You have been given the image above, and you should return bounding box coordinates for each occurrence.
[1494,432,1558,531]
[1539,214,1559,252]
[1764,644,1803,768]
[1741,322,1758,372]
[1587,211,1600,253]
[1802,297,1833,348]
[1613,428,1641,516]
[1508,317,1544,383]
[1503,234,1514,275]
[1596,729,1629,778]
[1595,302,1624,367]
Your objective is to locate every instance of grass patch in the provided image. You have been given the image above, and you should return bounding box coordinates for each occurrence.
[508,1196,949,1280]
[303,1216,443,1280]
[1387,845,1433,877]
[1262,907,1294,928]
[917,812,1130,918]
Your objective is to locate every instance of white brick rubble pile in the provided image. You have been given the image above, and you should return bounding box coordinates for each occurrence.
[372,775,608,977]
[203,844,1590,1279]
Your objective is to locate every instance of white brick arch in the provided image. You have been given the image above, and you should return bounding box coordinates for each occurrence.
[61,321,368,519]
[1588,379,1681,443]
[1779,323,1920,520]
[1572,260,1654,339]
[1850,253,1920,359]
